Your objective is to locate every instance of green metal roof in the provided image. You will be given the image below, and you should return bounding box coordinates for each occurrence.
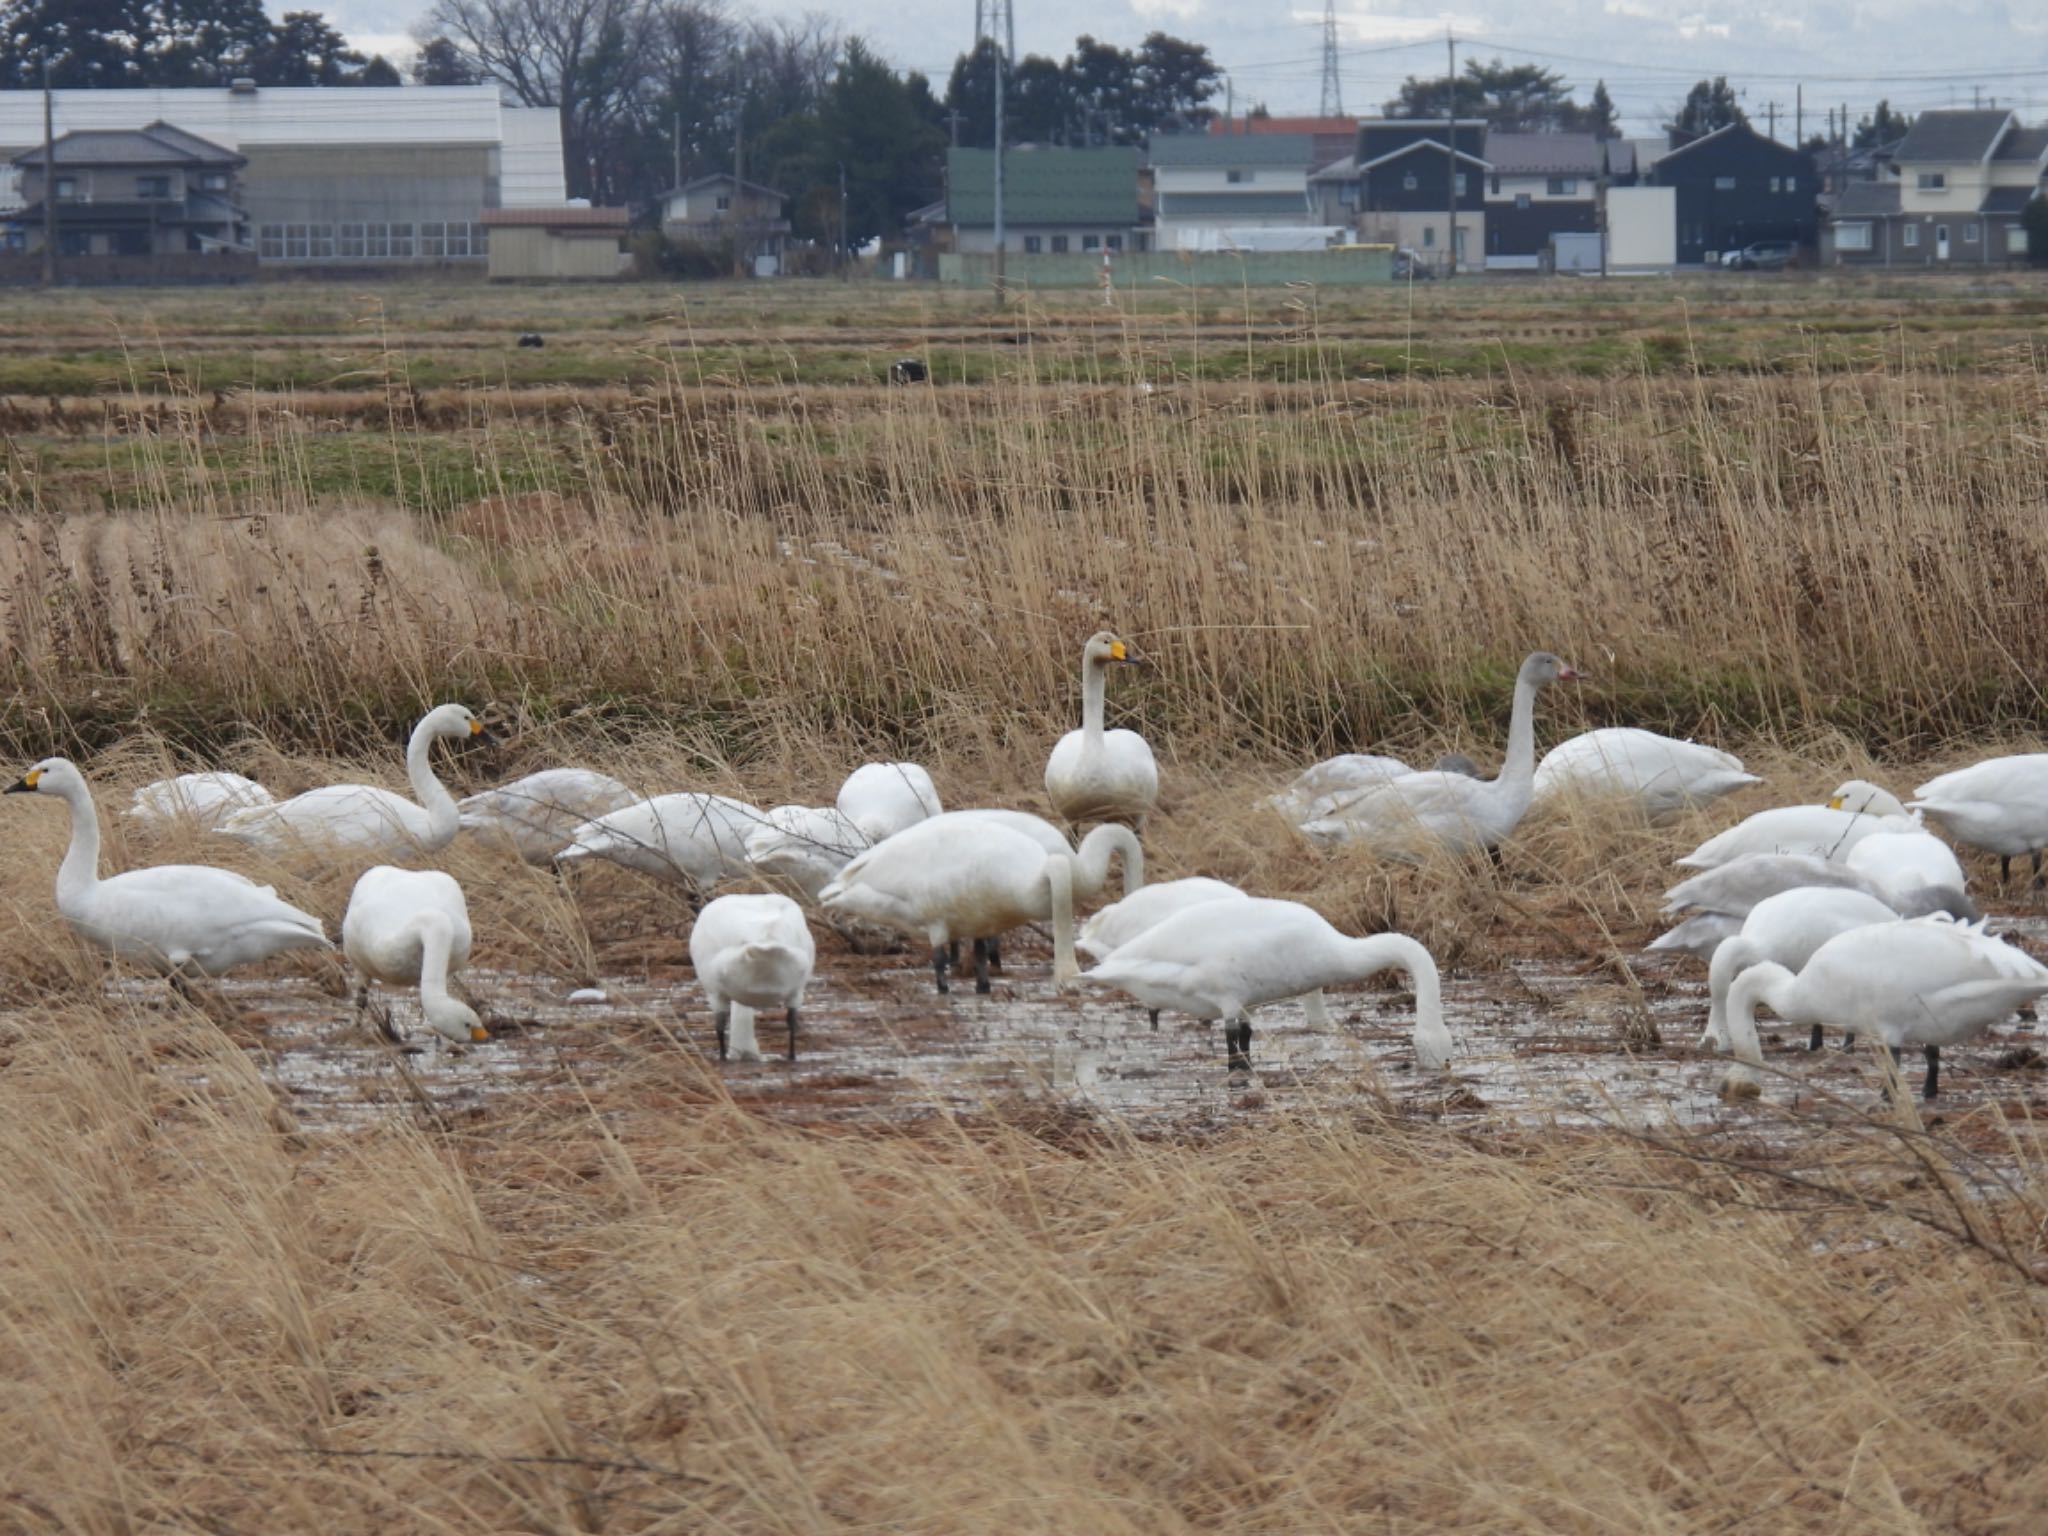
[946,146,1139,226]
[1160,191,1310,219]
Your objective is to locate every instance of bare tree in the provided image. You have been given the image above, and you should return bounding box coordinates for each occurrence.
[425,0,658,197]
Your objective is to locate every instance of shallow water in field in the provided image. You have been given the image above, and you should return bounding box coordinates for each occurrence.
[92,918,2048,1157]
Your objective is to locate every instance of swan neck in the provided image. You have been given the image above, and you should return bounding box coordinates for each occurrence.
[1499,674,1540,790]
[1342,933,1449,1065]
[1705,936,1763,1048]
[414,912,457,1012]
[1049,855,1079,985]
[1724,961,1795,1068]
[1074,824,1143,898]
[405,716,459,838]
[1080,656,1108,740]
[54,776,102,903]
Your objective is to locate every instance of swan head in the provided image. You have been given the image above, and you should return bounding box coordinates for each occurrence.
[423,993,489,1046]
[1517,652,1583,688]
[423,703,500,747]
[1825,779,1906,817]
[6,758,84,798]
[1083,631,1142,669]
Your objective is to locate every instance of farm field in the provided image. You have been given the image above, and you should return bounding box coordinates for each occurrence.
[6,272,2048,1531]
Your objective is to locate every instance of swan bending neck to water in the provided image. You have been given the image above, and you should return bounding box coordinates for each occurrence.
[341,865,486,1045]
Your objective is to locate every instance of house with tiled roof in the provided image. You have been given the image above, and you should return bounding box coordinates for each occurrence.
[9,121,247,258]
[937,145,1147,257]
[1148,133,1319,250]
[1827,109,2045,265]
[1480,131,1603,268]
[1207,114,1357,172]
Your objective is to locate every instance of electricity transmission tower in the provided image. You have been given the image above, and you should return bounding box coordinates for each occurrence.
[1319,0,1344,116]
[974,0,1015,302]
[973,0,1014,68]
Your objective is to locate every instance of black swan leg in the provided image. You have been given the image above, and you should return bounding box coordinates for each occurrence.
[786,1006,800,1062]
[715,1008,730,1061]
[1808,1022,1825,1052]
[932,945,951,995]
[1923,1043,1940,1100]
[973,938,992,994]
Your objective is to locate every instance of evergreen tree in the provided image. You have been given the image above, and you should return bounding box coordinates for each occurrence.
[1585,80,1618,139]
[1671,77,1747,136]
[412,35,480,85]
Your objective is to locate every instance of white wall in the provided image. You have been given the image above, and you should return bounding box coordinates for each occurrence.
[1606,186,1676,269]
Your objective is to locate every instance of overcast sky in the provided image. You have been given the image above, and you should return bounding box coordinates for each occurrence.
[327,1,2048,137]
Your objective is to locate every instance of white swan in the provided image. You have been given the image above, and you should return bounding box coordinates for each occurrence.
[8,758,329,977]
[458,767,638,864]
[744,805,869,902]
[836,762,942,843]
[126,770,274,830]
[1077,875,1334,1029]
[1045,631,1158,825]
[1264,754,1415,822]
[1721,917,2048,1100]
[1699,887,1899,1051]
[1651,848,1978,961]
[1275,754,1484,825]
[1084,896,1448,1075]
[341,865,486,1046]
[1910,754,2048,886]
[1843,828,1969,909]
[555,792,764,898]
[689,892,815,1061]
[219,703,495,857]
[821,817,1143,993]
[1674,779,1911,870]
[1532,728,1760,821]
[1300,652,1581,857]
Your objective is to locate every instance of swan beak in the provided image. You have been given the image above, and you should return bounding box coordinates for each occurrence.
[469,1024,490,1042]
[470,722,502,746]
[1108,640,1129,662]
[1557,664,1585,682]
[4,770,37,793]
[1826,796,1845,810]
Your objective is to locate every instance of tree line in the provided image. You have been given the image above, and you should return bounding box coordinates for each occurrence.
[0,0,403,87]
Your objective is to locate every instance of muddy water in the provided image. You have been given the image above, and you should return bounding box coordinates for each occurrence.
[100,921,2048,1147]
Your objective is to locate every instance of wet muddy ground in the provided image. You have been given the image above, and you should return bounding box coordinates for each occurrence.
[84,913,2048,1170]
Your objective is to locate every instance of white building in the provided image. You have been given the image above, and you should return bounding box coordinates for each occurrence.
[0,84,564,267]
[1148,133,1315,251]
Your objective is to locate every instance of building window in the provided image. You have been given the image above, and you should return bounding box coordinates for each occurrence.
[1490,175,1501,195]
[1023,234,1042,253]
[1133,232,1148,252]
[1422,225,1435,247]
[446,223,470,257]
[1768,176,1781,193]
[2011,225,2032,255]
[364,224,388,258]
[1903,223,1919,247]
[53,176,76,200]
[258,223,283,259]
[1050,234,1068,253]
[389,223,414,258]
[338,223,366,258]
[1105,233,1122,251]
[1917,172,1946,190]
[1936,224,1949,247]
[285,223,309,259]
[1454,172,1468,197]
[1835,221,1873,251]
[309,225,335,259]
[471,223,489,255]
[135,175,171,200]
[715,194,731,210]
[1082,233,1100,251]
[1225,168,1252,183]
[1514,192,1531,210]
[1402,172,1419,191]
[1964,222,1979,242]
[1547,177,1578,196]
[199,172,229,192]
[1783,177,1798,193]
[420,221,446,258]
[1713,176,1736,190]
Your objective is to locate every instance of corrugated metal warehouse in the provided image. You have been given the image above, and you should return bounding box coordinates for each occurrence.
[0,84,564,268]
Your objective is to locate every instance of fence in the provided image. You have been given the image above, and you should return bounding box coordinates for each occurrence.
[0,252,259,287]
[937,247,1395,290]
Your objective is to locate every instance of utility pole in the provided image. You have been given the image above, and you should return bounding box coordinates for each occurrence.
[672,110,682,192]
[40,54,55,288]
[1444,28,1457,279]
[733,104,747,279]
[1319,0,1344,117]
[1765,101,1777,141]
[979,0,1014,304]
[945,107,962,147]
[1795,84,1802,147]
[837,160,848,280]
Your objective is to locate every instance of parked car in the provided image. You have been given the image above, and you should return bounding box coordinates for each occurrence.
[1720,241,1798,271]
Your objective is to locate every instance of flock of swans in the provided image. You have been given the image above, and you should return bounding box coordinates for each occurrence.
[13,633,2048,1108]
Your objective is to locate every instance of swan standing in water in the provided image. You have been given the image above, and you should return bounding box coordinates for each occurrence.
[744,805,870,902]
[1532,728,1759,821]
[821,816,1142,993]
[8,759,329,980]
[1675,779,1911,869]
[219,703,496,857]
[690,893,815,1061]
[1910,754,2048,887]
[1698,887,1900,1051]
[1085,897,1448,1075]
[125,771,274,830]
[1300,652,1581,857]
[1045,632,1158,826]
[458,767,639,864]
[341,865,487,1046]
[1720,917,2048,1101]
[1076,876,1332,1029]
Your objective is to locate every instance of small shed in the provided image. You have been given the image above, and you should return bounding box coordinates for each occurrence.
[481,206,629,280]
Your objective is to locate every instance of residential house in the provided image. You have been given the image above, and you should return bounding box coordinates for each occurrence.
[481,206,627,280]
[1826,109,2045,266]
[1644,122,1816,264]
[940,146,1145,257]
[1341,119,1487,270]
[1206,114,1357,172]
[1482,131,1602,268]
[1147,133,1316,250]
[9,122,246,257]
[658,173,790,274]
